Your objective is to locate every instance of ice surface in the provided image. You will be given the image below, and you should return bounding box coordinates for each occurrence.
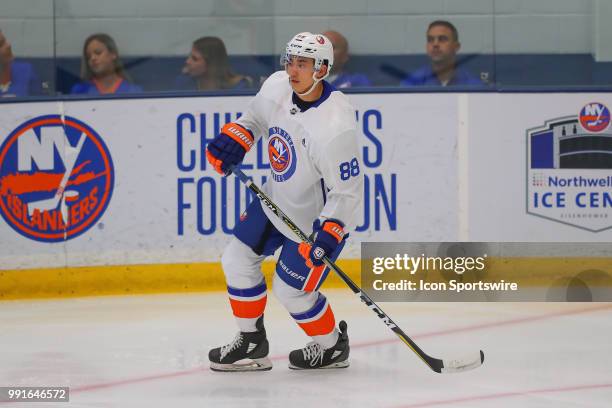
[1,290,611,407]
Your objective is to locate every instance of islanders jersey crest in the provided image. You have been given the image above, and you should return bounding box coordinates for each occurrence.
[268,126,296,182]
[0,115,114,242]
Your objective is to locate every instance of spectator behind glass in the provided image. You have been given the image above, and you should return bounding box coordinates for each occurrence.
[401,20,483,87]
[176,36,253,91]
[322,30,370,88]
[0,29,42,97]
[71,33,142,95]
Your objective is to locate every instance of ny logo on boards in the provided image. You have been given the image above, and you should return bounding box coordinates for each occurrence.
[0,115,114,242]
[527,102,612,232]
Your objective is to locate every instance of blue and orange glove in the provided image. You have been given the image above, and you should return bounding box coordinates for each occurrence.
[298,219,346,268]
[206,122,254,175]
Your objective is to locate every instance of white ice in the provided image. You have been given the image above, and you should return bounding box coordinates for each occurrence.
[1,290,611,408]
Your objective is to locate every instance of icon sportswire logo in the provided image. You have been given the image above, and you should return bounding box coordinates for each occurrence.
[0,115,114,242]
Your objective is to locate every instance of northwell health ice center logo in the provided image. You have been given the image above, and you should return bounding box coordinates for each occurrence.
[527,102,612,232]
[0,115,114,242]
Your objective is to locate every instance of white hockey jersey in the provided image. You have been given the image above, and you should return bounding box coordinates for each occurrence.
[236,71,363,241]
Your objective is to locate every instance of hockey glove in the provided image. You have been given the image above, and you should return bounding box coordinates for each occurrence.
[298,219,346,268]
[206,122,254,175]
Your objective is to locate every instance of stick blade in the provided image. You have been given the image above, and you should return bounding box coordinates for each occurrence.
[27,196,60,216]
[440,350,484,373]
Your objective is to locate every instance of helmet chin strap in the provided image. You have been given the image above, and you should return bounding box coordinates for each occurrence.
[295,70,326,97]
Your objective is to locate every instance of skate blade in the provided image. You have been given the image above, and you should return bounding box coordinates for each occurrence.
[210,357,272,372]
[289,360,350,370]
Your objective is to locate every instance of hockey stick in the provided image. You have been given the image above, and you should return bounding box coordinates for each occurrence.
[230,165,484,374]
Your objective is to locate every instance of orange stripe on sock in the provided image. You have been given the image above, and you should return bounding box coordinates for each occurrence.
[297,305,336,336]
[229,295,267,318]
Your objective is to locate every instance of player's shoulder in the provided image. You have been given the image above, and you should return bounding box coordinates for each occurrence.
[308,87,357,146]
[327,88,354,114]
[319,85,356,130]
[258,70,290,95]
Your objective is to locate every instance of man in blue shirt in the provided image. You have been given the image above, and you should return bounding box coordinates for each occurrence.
[0,30,42,97]
[401,21,483,87]
[323,30,371,88]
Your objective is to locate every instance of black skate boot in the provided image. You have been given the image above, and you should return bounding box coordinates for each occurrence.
[209,315,272,372]
[289,320,349,370]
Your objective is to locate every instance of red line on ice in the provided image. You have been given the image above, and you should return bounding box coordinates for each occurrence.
[61,303,612,396]
[394,383,612,408]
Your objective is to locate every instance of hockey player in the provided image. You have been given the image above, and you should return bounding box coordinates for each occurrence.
[206,32,363,371]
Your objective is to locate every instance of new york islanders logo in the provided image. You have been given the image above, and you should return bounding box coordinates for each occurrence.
[268,127,296,182]
[0,115,114,242]
[579,102,610,133]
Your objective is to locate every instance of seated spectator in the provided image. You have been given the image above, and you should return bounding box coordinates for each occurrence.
[401,20,483,87]
[71,33,142,95]
[322,30,371,88]
[175,36,253,91]
[0,29,42,97]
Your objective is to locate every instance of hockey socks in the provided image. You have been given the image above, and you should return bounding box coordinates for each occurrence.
[290,293,336,336]
[227,281,267,332]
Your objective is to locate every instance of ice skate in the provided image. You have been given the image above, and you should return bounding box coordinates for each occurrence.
[289,320,349,370]
[209,315,272,372]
